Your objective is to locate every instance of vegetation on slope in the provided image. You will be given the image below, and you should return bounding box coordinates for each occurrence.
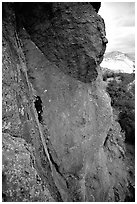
[102,70,135,145]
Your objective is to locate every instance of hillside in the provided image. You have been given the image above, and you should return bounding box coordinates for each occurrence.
[101,51,135,73]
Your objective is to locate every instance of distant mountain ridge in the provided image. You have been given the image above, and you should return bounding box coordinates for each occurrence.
[101,51,135,73]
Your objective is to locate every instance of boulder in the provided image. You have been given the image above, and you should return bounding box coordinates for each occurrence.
[15,2,108,83]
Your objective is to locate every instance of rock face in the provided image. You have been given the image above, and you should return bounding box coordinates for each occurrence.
[2,2,134,202]
[2,133,55,202]
[15,2,108,83]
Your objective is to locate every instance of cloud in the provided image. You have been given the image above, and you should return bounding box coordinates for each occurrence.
[99,2,135,55]
[115,16,135,27]
[106,28,135,54]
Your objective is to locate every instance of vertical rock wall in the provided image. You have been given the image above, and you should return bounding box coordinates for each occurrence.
[2,2,134,202]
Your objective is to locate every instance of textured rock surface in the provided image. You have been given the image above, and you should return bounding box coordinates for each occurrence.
[2,2,134,202]
[15,2,107,83]
[21,34,112,201]
[2,133,55,202]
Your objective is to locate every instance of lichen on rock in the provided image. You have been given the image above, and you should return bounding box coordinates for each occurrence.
[2,133,55,202]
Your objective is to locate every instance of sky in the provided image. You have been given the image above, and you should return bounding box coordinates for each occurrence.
[99,2,135,56]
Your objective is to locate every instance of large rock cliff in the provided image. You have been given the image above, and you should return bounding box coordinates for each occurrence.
[2,3,134,202]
